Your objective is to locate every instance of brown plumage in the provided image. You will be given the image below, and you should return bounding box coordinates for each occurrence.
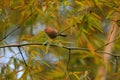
[45,27,67,38]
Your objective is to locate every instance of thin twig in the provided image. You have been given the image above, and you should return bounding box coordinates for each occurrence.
[0,13,33,42]
[114,56,118,72]
[65,49,72,80]
[67,49,71,71]
[96,51,120,57]
[95,37,120,51]
[0,27,20,42]
[21,46,34,80]
[18,47,28,67]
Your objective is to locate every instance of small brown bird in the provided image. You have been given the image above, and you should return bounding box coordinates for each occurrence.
[45,27,67,38]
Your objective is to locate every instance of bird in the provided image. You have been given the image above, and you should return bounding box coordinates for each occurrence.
[44,27,67,39]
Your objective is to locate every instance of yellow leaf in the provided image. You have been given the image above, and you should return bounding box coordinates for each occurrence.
[87,42,95,55]
[87,42,103,59]
[73,72,80,80]
[12,5,24,10]
[75,1,84,6]
[92,12,102,20]
[85,0,92,6]
[34,6,43,15]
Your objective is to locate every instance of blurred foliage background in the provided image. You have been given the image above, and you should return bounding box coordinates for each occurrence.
[0,0,120,80]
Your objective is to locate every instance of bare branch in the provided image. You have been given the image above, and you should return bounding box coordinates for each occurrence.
[18,47,28,67]
[67,49,71,71]
[0,43,120,58]
[0,27,20,42]
[96,51,120,57]
[114,56,119,72]
[0,13,33,42]
[95,37,120,51]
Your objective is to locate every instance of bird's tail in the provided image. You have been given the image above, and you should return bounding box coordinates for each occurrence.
[59,33,67,37]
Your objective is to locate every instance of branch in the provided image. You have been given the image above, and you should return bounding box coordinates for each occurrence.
[114,56,119,72]
[95,36,120,51]
[67,49,71,71]
[0,43,120,57]
[0,27,20,42]
[18,47,28,67]
[0,13,33,42]
[96,51,120,57]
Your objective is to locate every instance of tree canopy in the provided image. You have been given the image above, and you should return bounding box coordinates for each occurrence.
[0,0,120,80]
